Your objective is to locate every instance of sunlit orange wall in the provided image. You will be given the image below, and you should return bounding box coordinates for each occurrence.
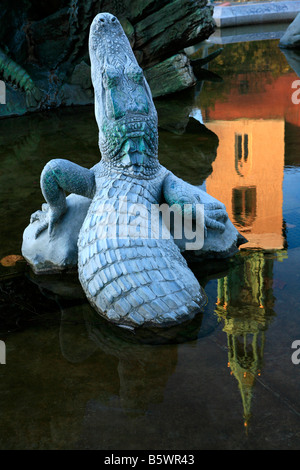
[205,119,284,250]
[204,73,300,127]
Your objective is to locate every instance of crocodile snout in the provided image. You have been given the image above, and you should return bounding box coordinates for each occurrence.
[97,13,118,26]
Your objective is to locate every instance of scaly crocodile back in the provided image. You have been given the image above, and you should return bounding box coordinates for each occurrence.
[78,169,205,328]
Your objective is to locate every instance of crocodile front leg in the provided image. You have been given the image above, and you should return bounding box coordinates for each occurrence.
[33,158,95,238]
[163,172,228,237]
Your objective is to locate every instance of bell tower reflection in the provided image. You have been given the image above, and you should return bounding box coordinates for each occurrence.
[197,47,293,429]
[202,117,288,429]
[215,252,276,429]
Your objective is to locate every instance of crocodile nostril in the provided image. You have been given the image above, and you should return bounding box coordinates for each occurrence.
[99,17,105,23]
[111,17,116,22]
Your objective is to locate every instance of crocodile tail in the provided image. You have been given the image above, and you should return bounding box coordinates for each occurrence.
[78,235,206,329]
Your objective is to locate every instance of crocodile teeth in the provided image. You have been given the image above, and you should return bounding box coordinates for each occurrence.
[129,152,144,166]
[121,154,131,165]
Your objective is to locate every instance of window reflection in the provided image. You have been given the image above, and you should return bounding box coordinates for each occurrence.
[235,133,250,177]
[204,119,284,250]
[232,186,256,230]
[238,79,250,95]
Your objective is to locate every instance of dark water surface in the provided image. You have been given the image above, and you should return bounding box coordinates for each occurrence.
[0,37,300,450]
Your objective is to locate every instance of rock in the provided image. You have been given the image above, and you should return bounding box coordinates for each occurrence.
[22,194,91,274]
[0,0,216,118]
[59,83,94,107]
[117,0,171,24]
[156,88,197,134]
[280,48,300,76]
[135,0,215,67]
[97,0,171,26]
[29,7,71,68]
[279,12,300,49]
[145,53,197,97]
[70,61,92,90]
[158,116,219,186]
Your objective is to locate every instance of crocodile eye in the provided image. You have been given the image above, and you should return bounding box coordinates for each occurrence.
[103,67,119,89]
[126,65,143,85]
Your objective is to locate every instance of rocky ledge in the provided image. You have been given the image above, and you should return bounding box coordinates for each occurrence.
[0,0,215,118]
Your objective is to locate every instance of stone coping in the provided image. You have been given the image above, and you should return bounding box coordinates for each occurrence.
[213,0,300,27]
[207,22,287,43]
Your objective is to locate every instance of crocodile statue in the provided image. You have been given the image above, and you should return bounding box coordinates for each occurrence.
[22,13,243,329]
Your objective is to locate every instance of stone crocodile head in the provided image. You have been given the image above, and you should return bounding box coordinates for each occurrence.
[89,13,159,176]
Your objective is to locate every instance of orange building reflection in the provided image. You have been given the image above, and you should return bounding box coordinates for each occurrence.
[199,64,293,427]
[205,118,285,249]
[199,67,300,250]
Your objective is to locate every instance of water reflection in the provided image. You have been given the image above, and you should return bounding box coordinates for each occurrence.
[232,186,257,229]
[214,251,276,427]
[60,305,180,416]
[1,246,278,430]
[195,38,293,428]
[204,118,285,249]
[190,39,296,251]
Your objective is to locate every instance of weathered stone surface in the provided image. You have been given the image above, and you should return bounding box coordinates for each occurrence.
[280,48,300,76]
[60,60,94,105]
[0,0,215,117]
[22,194,91,274]
[158,115,219,185]
[70,61,92,89]
[92,0,165,25]
[207,22,286,45]
[214,0,300,28]
[59,83,93,107]
[29,7,71,68]
[145,53,196,97]
[135,0,215,67]
[279,12,300,49]
[114,0,171,24]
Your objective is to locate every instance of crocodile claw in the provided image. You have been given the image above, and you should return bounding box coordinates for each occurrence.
[34,220,49,239]
[203,201,228,235]
[31,204,63,240]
